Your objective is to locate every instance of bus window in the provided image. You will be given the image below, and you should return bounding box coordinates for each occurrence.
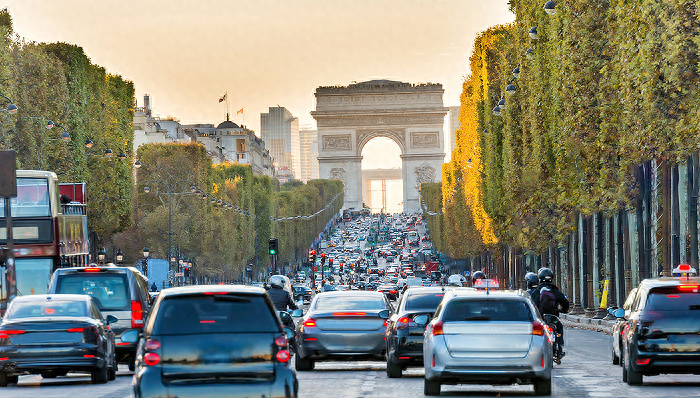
[15,258,53,296]
[0,178,51,218]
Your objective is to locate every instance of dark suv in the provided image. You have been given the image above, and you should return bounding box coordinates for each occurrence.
[385,287,446,377]
[48,266,152,369]
[618,275,700,385]
[133,285,297,398]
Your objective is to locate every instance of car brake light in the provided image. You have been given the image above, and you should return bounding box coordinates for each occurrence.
[203,292,228,295]
[333,312,366,316]
[679,285,699,291]
[532,321,546,336]
[636,358,651,365]
[303,318,317,328]
[0,330,25,339]
[0,358,7,361]
[542,355,545,368]
[432,321,443,336]
[145,338,160,351]
[144,352,160,366]
[396,316,412,330]
[131,300,144,328]
[67,328,84,333]
[83,355,95,358]
[275,335,288,348]
[84,267,102,272]
[667,295,680,298]
[276,350,290,363]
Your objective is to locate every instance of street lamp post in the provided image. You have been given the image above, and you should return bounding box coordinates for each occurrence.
[97,248,106,265]
[116,249,123,265]
[142,245,149,276]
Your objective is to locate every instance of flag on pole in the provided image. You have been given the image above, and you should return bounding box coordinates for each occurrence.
[237,107,243,114]
[218,93,226,103]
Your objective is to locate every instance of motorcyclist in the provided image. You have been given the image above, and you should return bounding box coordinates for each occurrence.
[471,270,486,287]
[525,272,539,295]
[530,267,569,360]
[267,276,298,313]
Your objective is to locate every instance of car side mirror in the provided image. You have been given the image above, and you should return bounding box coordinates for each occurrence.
[378,309,390,319]
[121,329,139,343]
[279,311,292,324]
[613,308,625,319]
[414,314,430,326]
[106,315,118,325]
[291,309,303,317]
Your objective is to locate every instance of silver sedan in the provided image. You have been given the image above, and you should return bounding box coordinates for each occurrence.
[422,289,553,396]
[294,291,391,371]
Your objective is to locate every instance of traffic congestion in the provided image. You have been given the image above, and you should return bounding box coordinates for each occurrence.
[1,212,700,397]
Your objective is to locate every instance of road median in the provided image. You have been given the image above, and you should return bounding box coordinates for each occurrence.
[560,313,614,335]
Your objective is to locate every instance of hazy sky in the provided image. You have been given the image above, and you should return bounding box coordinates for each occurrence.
[6,0,514,211]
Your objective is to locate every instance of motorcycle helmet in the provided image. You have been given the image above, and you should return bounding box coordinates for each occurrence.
[269,275,285,289]
[472,270,486,283]
[525,272,539,289]
[538,267,554,283]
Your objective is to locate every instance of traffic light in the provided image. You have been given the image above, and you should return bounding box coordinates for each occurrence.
[340,262,344,274]
[320,253,326,265]
[308,250,317,263]
[328,258,333,267]
[268,238,278,256]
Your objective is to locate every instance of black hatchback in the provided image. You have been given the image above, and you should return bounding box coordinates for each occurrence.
[132,285,297,398]
[385,287,446,378]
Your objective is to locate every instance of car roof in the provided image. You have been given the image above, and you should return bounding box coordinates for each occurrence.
[444,289,527,300]
[315,291,384,298]
[639,277,700,289]
[53,266,138,275]
[158,284,267,298]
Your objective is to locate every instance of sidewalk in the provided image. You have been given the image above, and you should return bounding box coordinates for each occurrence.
[560,313,615,335]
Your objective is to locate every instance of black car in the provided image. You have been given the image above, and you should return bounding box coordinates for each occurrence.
[133,285,298,398]
[377,284,399,301]
[48,266,152,370]
[385,287,445,377]
[293,285,313,302]
[0,294,117,386]
[611,287,638,366]
[618,274,700,385]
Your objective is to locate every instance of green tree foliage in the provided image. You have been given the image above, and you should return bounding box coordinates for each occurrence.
[0,9,135,246]
[117,143,342,279]
[435,0,700,252]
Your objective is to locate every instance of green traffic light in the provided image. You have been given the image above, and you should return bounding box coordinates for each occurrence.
[270,249,276,255]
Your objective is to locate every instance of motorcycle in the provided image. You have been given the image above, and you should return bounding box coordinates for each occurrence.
[543,314,565,364]
[278,305,304,355]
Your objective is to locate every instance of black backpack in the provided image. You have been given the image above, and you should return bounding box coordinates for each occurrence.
[538,287,558,315]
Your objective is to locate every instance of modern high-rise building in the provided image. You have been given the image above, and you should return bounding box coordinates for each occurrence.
[448,105,460,156]
[298,129,319,182]
[260,106,300,179]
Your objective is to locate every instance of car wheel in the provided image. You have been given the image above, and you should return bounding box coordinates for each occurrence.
[612,345,620,365]
[128,359,136,372]
[533,378,552,396]
[108,358,117,381]
[295,355,314,371]
[41,371,58,379]
[386,358,403,378]
[625,360,643,385]
[91,364,109,384]
[424,378,441,396]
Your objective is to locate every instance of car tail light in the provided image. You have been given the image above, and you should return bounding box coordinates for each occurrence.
[84,267,102,272]
[636,358,651,365]
[275,335,288,348]
[67,327,84,333]
[542,355,545,368]
[203,292,228,295]
[0,330,25,339]
[303,318,317,328]
[83,355,95,358]
[0,358,8,361]
[131,300,144,328]
[276,350,290,363]
[144,352,160,366]
[431,321,443,336]
[145,338,160,351]
[532,321,546,336]
[679,285,699,291]
[333,312,366,316]
[396,316,412,330]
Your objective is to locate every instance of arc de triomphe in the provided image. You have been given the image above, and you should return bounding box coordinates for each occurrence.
[312,80,447,213]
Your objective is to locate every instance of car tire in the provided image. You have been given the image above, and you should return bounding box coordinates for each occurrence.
[0,372,9,387]
[625,361,643,385]
[91,364,109,384]
[108,358,117,381]
[41,371,58,379]
[533,378,552,396]
[295,355,314,371]
[424,378,441,396]
[386,358,403,378]
[128,359,135,372]
[612,346,620,365]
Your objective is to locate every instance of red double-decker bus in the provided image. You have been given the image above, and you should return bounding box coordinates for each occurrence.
[0,170,88,311]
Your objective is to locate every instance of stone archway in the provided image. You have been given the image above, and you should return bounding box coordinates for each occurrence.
[312,80,447,213]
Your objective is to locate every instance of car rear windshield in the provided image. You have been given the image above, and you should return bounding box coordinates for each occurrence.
[315,296,386,311]
[405,292,445,311]
[152,294,279,335]
[55,273,130,311]
[646,287,700,311]
[443,299,533,322]
[6,300,88,319]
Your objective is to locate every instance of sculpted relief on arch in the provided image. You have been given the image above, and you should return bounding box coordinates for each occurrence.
[329,167,347,193]
[414,163,436,185]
